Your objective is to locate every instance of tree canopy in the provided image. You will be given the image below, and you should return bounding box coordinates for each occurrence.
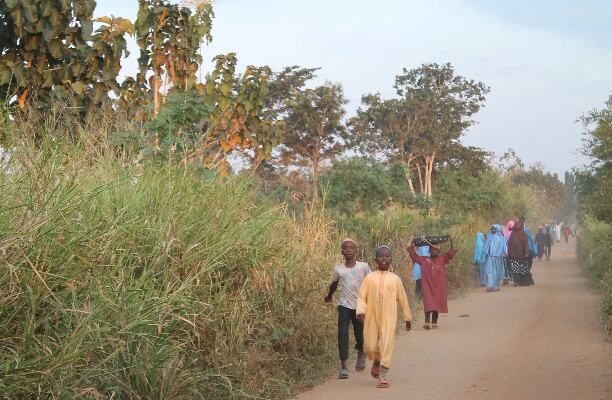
[283,82,348,200]
[575,94,612,222]
[0,0,133,113]
[350,63,489,197]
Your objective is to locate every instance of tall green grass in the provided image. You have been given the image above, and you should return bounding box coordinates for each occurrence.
[0,144,340,399]
[0,140,545,398]
[577,217,612,338]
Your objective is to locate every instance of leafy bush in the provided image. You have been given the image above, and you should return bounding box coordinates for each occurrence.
[577,217,612,338]
[435,169,503,216]
[321,159,412,215]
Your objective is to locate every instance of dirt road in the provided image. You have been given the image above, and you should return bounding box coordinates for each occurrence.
[296,240,612,400]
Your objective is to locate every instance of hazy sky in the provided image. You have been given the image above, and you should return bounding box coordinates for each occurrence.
[96,0,612,176]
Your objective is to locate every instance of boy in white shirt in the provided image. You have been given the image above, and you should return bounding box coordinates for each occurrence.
[324,238,371,379]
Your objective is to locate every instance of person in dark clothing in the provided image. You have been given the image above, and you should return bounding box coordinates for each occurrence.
[535,227,546,261]
[544,223,554,260]
[507,220,534,286]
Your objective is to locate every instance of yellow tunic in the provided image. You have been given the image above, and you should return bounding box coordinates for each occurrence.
[356,270,411,369]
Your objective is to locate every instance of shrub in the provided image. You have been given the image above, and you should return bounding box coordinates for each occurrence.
[577,217,612,338]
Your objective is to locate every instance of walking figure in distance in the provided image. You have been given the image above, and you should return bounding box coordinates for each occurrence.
[535,226,546,261]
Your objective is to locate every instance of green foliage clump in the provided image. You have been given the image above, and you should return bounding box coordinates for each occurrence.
[575,94,612,338]
[0,144,339,399]
[435,169,503,216]
[576,218,612,338]
[321,159,412,214]
[0,0,133,110]
[575,94,612,223]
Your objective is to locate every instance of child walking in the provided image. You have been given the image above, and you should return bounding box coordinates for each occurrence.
[356,246,411,388]
[324,238,371,379]
[407,235,456,330]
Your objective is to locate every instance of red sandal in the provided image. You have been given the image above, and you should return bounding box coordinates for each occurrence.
[377,377,389,388]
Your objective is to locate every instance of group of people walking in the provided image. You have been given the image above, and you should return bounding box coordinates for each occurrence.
[322,219,573,389]
[324,236,456,388]
[472,218,574,291]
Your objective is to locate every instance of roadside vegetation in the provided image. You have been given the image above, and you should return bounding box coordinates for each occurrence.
[574,95,612,339]
[0,1,576,398]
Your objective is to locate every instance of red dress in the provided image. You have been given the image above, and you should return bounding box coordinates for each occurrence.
[408,246,457,313]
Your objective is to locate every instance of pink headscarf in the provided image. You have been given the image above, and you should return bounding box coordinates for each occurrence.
[503,220,515,240]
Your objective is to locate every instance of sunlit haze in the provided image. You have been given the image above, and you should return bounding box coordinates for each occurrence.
[97,0,612,177]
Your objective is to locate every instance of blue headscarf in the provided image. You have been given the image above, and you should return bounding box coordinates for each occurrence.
[411,246,430,280]
[472,232,486,265]
[494,224,505,237]
[524,227,537,256]
[484,225,506,257]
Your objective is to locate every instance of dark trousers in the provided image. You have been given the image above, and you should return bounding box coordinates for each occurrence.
[338,305,364,362]
[425,311,439,324]
[415,279,422,299]
[544,245,551,260]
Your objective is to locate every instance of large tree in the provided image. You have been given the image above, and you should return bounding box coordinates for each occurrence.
[246,66,319,172]
[349,93,428,195]
[395,63,489,196]
[351,63,489,197]
[283,82,348,201]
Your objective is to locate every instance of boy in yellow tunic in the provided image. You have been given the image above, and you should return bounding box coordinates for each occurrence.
[356,245,412,388]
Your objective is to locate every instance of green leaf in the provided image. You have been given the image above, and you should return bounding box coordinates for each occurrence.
[48,40,63,59]
[80,20,93,40]
[71,81,88,95]
[23,3,38,23]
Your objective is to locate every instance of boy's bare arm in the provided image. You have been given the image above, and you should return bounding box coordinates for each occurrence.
[324,281,339,302]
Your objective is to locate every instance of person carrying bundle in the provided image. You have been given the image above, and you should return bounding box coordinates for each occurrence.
[407,235,457,330]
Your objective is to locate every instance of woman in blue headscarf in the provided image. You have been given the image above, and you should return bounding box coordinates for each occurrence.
[483,225,506,291]
[472,232,487,286]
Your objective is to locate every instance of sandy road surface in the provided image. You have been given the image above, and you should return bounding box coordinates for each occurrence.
[296,240,612,400]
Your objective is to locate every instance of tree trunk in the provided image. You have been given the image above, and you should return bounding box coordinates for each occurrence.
[252,148,260,172]
[404,156,416,195]
[153,74,161,116]
[425,153,436,197]
[416,162,424,194]
[312,157,319,202]
[424,160,429,197]
[152,31,160,116]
